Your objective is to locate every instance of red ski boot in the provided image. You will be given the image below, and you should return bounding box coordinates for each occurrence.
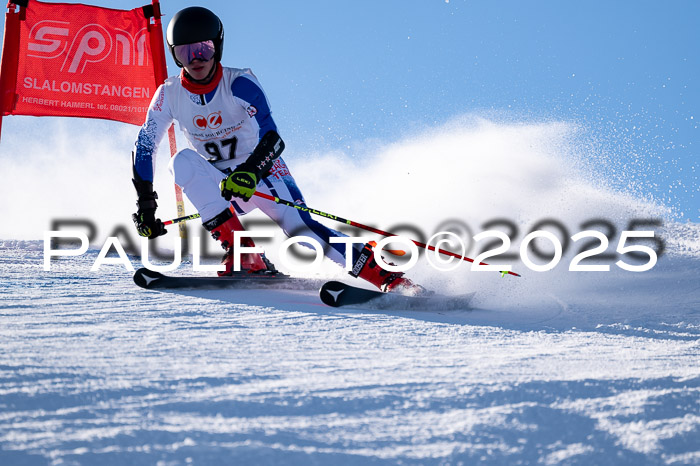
[350,242,428,295]
[203,207,277,276]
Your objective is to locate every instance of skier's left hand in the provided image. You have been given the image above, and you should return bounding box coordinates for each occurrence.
[220,169,257,201]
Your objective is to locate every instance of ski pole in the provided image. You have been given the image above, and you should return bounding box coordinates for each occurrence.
[163,213,201,226]
[252,191,521,278]
[162,208,406,256]
[161,192,520,277]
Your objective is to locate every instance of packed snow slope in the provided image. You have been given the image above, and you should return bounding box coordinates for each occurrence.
[1,118,699,464]
[1,241,699,465]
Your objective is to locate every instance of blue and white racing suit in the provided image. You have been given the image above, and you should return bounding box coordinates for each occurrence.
[132,66,353,266]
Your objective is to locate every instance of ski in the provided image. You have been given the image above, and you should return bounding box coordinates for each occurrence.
[319,280,475,310]
[133,267,318,290]
[134,269,475,311]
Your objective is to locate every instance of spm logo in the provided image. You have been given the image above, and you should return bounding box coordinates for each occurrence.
[27,20,149,74]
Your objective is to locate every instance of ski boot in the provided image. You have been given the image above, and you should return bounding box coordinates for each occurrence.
[203,207,277,276]
[350,241,428,295]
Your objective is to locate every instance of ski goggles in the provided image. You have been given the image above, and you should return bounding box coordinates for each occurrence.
[173,40,216,65]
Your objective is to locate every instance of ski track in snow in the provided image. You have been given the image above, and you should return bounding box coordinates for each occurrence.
[0,241,699,465]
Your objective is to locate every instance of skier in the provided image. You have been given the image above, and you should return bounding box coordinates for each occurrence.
[131,6,420,293]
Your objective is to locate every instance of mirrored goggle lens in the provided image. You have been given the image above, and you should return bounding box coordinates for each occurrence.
[173,40,216,65]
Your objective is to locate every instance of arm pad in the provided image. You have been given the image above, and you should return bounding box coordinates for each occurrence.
[239,130,285,178]
[132,179,158,210]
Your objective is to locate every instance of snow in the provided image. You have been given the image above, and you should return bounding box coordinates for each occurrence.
[1,239,698,465]
[0,117,698,463]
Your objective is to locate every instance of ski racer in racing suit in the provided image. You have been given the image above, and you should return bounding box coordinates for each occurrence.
[131,7,418,293]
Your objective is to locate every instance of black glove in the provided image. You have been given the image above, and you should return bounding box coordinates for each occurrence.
[132,180,167,239]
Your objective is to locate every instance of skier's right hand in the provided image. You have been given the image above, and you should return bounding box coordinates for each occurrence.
[132,206,167,239]
[132,180,167,239]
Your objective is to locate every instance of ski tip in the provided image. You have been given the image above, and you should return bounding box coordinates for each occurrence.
[133,267,165,289]
[319,281,347,307]
[500,270,521,278]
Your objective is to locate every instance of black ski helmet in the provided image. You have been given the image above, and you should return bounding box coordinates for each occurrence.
[166,7,224,67]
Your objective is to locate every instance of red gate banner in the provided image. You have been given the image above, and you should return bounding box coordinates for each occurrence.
[3,0,158,126]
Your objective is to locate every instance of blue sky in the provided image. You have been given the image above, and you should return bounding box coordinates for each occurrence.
[1,0,698,220]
